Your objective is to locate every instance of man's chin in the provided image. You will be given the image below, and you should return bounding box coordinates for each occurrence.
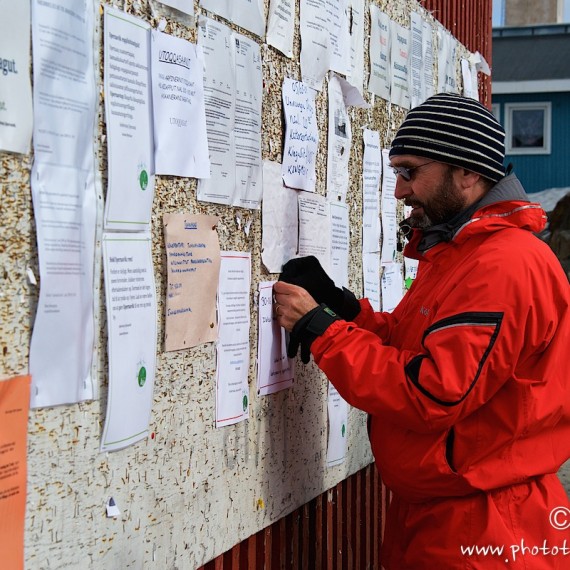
[408,213,433,229]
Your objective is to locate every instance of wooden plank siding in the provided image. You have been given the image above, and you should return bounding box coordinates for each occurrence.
[421,0,493,106]
[198,465,385,569]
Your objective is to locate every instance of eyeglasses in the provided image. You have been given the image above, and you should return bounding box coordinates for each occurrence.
[391,160,436,181]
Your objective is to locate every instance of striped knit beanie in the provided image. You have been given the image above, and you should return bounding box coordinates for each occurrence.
[389,93,506,183]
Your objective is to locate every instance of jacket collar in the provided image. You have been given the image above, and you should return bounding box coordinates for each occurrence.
[401,174,531,255]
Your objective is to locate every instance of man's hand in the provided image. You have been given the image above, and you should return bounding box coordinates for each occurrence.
[273,281,342,363]
[279,256,361,321]
[273,281,319,332]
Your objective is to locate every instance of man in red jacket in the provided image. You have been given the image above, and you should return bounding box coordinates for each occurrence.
[273,93,570,569]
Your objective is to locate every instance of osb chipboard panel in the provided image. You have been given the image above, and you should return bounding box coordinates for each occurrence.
[0,0,472,568]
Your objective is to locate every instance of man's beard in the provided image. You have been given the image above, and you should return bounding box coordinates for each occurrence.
[406,168,466,229]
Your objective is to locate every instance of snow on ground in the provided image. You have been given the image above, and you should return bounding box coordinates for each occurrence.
[527,187,570,212]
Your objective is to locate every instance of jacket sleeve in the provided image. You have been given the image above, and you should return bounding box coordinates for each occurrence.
[311,250,563,434]
[312,309,510,433]
[352,298,400,342]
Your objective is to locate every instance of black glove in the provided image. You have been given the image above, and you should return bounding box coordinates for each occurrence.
[287,304,341,363]
[279,256,361,321]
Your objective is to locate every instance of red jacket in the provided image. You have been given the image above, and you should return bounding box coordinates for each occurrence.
[312,194,570,568]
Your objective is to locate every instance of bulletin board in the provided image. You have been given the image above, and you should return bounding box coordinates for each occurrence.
[0,0,473,567]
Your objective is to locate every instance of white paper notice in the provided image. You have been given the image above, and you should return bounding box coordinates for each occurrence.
[390,21,410,109]
[461,58,479,100]
[448,35,458,94]
[410,12,423,108]
[101,233,157,452]
[422,20,435,101]
[381,263,403,313]
[363,252,381,312]
[329,202,349,288]
[328,0,350,76]
[29,0,98,408]
[257,281,294,396]
[438,27,457,94]
[32,0,96,170]
[261,160,298,273]
[368,6,391,101]
[326,382,348,467]
[198,17,263,208]
[234,32,263,208]
[216,252,251,428]
[282,78,319,192]
[347,0,365,94]
[267,0,295,58]
[198,16,235,205]
[469,56,480,100]
[0,0,32,154]
[103,7,154,231]
[437,27,448,93]
[403,203,419,291]
[327,74,351,203]
[200,0,265,37]
[151,30,210,178]
[300,0,330,90]
[298,193,331,274]
[362,129,382,254]
[29,166,97,408]
[381,149,398,264]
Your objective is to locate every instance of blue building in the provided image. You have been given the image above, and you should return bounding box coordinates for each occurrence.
[492,24,570,195]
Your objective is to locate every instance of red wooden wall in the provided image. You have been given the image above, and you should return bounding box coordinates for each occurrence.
[421,0,494,105]
[198,464,387,570]
[198,2,492,568]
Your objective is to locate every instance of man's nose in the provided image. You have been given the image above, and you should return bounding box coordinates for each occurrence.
[394,176,412,200]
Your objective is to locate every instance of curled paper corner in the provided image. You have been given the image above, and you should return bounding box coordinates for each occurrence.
[26,267,37,286]
[158,18,167,32]
[470,51,491,76]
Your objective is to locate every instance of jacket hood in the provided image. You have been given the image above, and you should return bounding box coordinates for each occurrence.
[402,174,547,258]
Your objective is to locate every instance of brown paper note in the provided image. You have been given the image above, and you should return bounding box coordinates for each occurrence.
[163,213,221,351]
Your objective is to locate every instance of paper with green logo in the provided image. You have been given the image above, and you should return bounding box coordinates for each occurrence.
[101,232,157,452]
[326,381,348,468]
[103,7,154,231]
[215,252,251,428]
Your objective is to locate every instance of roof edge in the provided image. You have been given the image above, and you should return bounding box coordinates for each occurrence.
[493,79,570,94]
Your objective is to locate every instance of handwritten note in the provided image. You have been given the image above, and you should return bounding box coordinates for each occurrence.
[257,281,294,395]
[282,78,319,192]
[164,213,221,351]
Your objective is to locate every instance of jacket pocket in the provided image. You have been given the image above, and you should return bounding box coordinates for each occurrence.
[445,427,457,473]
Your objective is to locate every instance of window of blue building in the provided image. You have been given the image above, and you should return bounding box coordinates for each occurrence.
[504,102,552,155]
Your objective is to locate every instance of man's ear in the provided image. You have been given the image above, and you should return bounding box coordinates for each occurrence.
[454,168,481,190]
